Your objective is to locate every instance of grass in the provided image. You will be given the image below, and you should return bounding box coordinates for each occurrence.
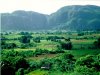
[26,54,58,61]
[2,32,100,75]
[25,69,68,75]
[4,38,96,51]
[14,48,36,51]
[37,40,59,50]
[69,49,100,58]
[26,70,80,75]
[6,40,22,46]
[71,39,96,44]
[26,49,100,75]
[25,69,48,75]
[4,34,21,39]
[25,49,100,61]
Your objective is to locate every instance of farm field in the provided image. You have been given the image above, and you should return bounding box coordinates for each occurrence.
[1,2,100,75]
[1,31,100,75]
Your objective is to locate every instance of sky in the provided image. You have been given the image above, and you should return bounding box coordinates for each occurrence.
[0,0,100,14]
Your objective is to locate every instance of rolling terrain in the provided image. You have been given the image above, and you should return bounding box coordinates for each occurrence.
[1,5,100,31]
[1,5,100,75]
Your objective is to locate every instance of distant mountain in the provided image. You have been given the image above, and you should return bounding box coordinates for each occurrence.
[1,10,48,31]
[48,5,100,31]
[1,5,100,31]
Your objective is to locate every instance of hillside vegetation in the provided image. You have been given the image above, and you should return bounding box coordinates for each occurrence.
[1,5,100,31]
[1,31,100,75]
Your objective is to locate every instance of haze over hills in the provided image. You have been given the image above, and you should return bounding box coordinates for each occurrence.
[1,5,100,31]
[1,11,48,31]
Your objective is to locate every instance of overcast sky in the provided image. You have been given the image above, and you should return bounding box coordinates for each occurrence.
[0,0,100,14]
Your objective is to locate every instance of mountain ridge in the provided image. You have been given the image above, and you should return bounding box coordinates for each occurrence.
[1,5,100,31]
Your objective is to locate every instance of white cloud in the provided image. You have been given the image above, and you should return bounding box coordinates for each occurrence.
[0,0,100,14]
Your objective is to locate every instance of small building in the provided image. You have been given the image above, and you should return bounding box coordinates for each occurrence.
[41,64,51,70]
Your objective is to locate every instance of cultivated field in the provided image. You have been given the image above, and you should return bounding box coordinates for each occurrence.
[1,31,100,75]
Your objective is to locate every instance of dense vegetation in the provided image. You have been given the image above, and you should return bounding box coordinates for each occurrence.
[1,5,100,31]
[1,31,100,75]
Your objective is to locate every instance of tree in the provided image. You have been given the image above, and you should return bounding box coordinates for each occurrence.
[52,53,76,72]
[61,42,72,50]
[1,57,15,75]
[61,53,76,72]
[13,56,29,71]
[39,58,52,70]
[33,37,41,43]
[94,37,100,48]
[20,36,30,43]
[75,55,100,73]
[1,64,15,75]
[7,43,17,49]
[16,68,24,75]
[29,61,38,71]
[75,55,94,68]
[34,48,43,55]
[74,66,99,75]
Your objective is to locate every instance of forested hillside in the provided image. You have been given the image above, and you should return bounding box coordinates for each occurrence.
[1,5,100,31]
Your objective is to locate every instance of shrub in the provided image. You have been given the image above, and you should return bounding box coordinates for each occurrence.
[19,35,31,43]
[75,55,94,68]
[1,64,15,75]
[74,66,99,75]
[29,61,38,71]
[33,37,41,43]
[77,33,84,36]
[1,56,15,75]
[93,37,100,49]
[13,56,29,71]
[75,55,100,72]
[52,53,76,72]
[1,42,17,49]
[16,68,24,75]
[34,48,43,55]
[39,58,53,70]
[61,42,72,50]
[18,50,34,57]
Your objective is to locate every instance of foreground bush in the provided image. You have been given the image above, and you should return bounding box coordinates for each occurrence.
[52,53,76,72]
[1,56,29,75]
[74,66,99,75]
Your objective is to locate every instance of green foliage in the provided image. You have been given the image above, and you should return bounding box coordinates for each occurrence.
[2,5,100,31]
[1,51,30,75]
[39,58,53,70]
[75,55,95,68]
[1,64,15,75]
[33,37,41,43]
[1,50,34,58]
[46,36,64,42]
[75,54,100,75]
[19,35,31,43]
[1,56,29,70]
[1,41,17,49]
[1,31,100,75]
[19,32,31,35]
[26,69,48,75]
[1,50,18,57]
[2,10,48,31]
[61,42,72,50]
[20,43,36,49]
[52,53,76,72]
[77,33,84,36]
[16,68,24,75]
[29,61,38,71]
[1,57,15,75]
[94,37,100,48]
[74,66,99,75]
[18,50,34,57]
[34,48,43,55]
